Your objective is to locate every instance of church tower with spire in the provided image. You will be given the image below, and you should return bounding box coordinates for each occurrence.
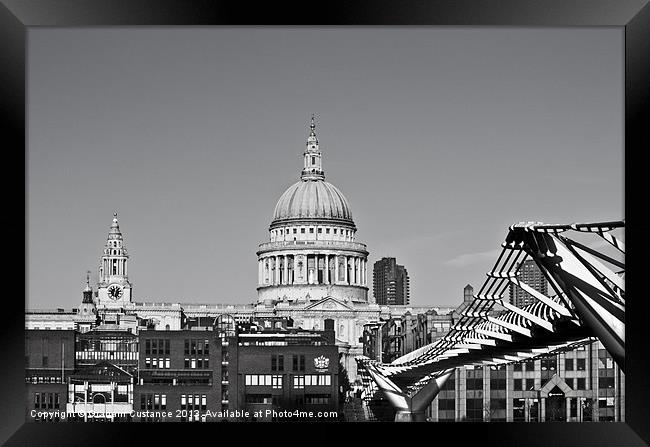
[96,213,132,308]
[77,271,98,332]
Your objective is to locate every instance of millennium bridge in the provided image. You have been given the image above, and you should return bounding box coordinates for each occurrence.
[356,220,624,421]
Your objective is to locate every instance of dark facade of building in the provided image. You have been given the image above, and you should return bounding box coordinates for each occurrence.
[25,316,339,422]
[25,330,75,422]
[509,259,548,308]
[373,257,410,305]
[235,320,339,421]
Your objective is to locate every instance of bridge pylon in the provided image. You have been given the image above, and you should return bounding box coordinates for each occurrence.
[365,365,454,422]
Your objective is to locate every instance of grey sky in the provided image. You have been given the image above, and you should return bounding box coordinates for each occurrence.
[27,27,623,310]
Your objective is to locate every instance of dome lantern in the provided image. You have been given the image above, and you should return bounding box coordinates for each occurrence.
[301,114,325,181]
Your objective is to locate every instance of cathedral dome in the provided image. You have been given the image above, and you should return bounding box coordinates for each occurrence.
[272,179,354,225]
[269,116,355,228]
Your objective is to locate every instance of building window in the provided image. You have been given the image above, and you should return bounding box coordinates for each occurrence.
[465,398,483,422]
[293,376,305,389]
[326,228,330,234]
[513,378,523,391]
[246,394,272,404]
[576,358,586,371]
[465,370,483,390]
[305,375,331,386]
[566,378,574,389]
[245,375,273,386]
[309,228,314,234]
[299,355,305,371]
[301,228,305,234]
[513,398,526,421]
[599,377,615,389]
[318,228,322,234]
[180,394,206,422]
[540,357,556,372]
[565,358,574,371]
[438,397,455,412]
[514,363,523,372]
[577,378,586,390]
[305,394,330,405]
[570,398,578,418]
[272,375,283,389]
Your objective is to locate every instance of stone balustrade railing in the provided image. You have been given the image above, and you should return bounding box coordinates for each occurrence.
[258,240,367,252]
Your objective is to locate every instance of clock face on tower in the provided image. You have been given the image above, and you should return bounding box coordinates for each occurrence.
[107,284,124,300]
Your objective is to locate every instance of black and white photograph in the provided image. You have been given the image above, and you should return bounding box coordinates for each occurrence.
[3,1,649,445]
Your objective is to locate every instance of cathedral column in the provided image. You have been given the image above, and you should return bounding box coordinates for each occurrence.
[307,254,313,284]
[258,259,263,285]
[344,256,349,284]
[334,255,339,284]
[363,259,368,286]
[283,255,288,285]
[325,254,329,284]
[364,259,367,286]
[275,256,279,285]
[355,257,360,285]
[359,258,364,286]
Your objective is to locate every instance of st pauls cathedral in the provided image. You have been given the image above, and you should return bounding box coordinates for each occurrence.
[26,117,449,383]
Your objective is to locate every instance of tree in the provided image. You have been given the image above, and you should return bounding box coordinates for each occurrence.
[338,360,352,401]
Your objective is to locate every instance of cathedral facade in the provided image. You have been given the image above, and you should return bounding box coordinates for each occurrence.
[26,117,448,384]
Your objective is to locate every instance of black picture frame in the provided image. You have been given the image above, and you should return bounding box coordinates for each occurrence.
[2,1,648,445]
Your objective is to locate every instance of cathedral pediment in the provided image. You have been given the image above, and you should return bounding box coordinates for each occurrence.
[303,296,355,312]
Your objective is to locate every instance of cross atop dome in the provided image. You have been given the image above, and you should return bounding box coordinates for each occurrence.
[301,115,325,181]
[308,114,318,144]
